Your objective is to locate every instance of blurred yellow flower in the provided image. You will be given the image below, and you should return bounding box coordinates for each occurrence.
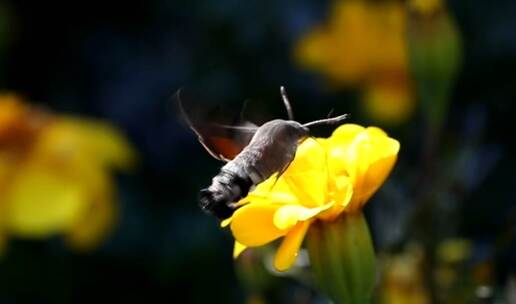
[222,124,399,271]
[0,94,135,253]
[363,74,414,124]
[294,0,414,124]
[409,0,443,15]
[295,1,374,85]
[379,245,430,304]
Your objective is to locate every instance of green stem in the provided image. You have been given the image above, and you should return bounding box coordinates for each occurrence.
[307,212,376,304]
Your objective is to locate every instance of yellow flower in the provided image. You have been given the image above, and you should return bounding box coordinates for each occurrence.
[223,124,399,271]
[0,94,135,252]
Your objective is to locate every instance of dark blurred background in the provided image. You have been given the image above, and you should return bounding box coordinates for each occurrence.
[0,0,515,303]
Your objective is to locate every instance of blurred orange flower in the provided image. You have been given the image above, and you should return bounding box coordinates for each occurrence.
[294,0,414,124]
[0,94,135,253]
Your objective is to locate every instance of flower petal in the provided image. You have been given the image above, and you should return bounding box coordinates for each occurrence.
[331,124,365,141]
[334,175,354,206]
[243,176,300,206]
[274,220,311,271]
[364,127,399,162]
[326,125,367,181]
[318,175,354,221]
[282,138,329,207]
[230,203,287,247]
[223,176,304,229]
[350,130,400,209]
[355,153,398,208]
[327,125,400,211]
[220,217,232,228]
[233,241,247,258]
[273,203,334,230]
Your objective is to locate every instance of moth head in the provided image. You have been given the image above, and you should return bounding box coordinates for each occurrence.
[279,120,309,142]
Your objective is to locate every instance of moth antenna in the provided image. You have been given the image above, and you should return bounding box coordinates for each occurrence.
[280,86,294,120]
[303,113,349,128]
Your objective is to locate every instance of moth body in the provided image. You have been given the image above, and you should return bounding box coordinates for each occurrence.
[178,86,348,220]
[199,119,309,219]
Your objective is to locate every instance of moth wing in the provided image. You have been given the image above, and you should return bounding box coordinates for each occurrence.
[176,91,258,161]
[192,122,257,162]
